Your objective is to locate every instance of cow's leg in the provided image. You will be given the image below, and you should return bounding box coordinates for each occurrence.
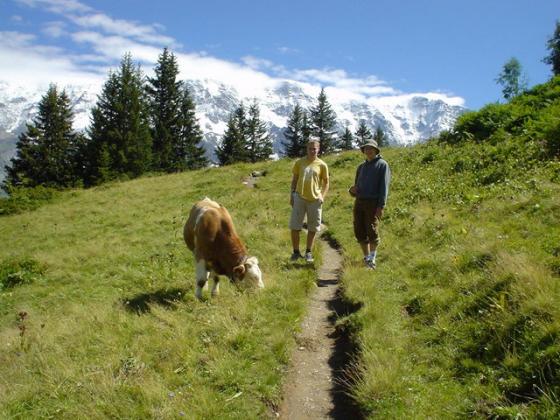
[195,258,209,299]
[210,273,220,296]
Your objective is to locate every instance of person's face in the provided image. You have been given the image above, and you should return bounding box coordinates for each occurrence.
[307,142,320,159]
[363,146,378,160]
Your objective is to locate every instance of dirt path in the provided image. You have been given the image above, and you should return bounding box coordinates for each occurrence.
[278,235,361,419]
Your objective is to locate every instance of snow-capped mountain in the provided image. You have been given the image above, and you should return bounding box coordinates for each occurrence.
[0,79,466,182]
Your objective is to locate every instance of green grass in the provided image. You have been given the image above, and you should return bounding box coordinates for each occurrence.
[329,142,560,418]
[1,138,559,418]
[0,160,319,418]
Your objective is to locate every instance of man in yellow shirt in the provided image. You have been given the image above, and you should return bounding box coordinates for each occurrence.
[289,139,329,263]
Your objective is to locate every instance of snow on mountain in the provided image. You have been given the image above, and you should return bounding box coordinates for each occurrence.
[0,78,466,182]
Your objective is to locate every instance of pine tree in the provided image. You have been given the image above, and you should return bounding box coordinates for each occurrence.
[246,102,273,163]
[495,57,528,100]
[301,111,312,144]
[146,48,182,171]
[544,20,560,76]
[355,120,372,146]
[215,105,247,165]
[340,127,355,150]
[87,53,152,183]
[310,88,337,155]
[4,124,41,190]
[4,85,80,190]
[373,126,387,147]
[177,86,208,170]
[283,104,310,157]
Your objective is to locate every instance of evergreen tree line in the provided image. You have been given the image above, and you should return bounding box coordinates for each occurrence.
[215,102,274,165]
[3,49,208,191]
[282,88,387,158]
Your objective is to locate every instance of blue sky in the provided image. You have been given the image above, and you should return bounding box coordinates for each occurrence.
[1,0,558,109]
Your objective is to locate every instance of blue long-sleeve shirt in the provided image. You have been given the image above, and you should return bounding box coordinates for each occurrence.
[354,155,391,207]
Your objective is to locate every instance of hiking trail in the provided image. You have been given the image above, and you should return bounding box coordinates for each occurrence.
[277,234,361,419]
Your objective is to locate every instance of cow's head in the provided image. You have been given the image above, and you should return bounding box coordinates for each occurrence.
[233,256,264,289]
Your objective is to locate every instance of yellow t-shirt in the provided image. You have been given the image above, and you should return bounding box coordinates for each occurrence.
[293,157,329,202]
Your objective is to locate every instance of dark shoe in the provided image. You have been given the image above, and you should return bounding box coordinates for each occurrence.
[305,252,314,263]
[290,251,302,261]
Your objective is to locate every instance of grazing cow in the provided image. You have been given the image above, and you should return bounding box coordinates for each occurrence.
[183,198,264,299]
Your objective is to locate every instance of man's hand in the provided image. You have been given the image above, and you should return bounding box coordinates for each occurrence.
[348,185,357,197]
[375,207,384,219]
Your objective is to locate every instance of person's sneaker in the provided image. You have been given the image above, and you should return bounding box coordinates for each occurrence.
[364,257,376,270]
[290,251,302,261]
[305,252,314,263]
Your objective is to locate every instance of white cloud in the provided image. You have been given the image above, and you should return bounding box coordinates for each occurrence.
[0,31,104,87]
[69,13,177,46]
[15,0,92,14]
[2,0,464,108]
[72,31,162,64]
[10,15,24,22]
[43,21,66,38]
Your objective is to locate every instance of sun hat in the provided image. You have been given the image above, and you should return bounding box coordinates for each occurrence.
[360,139,380,153]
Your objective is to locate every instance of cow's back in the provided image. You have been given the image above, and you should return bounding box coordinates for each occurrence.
[183,198,223,253]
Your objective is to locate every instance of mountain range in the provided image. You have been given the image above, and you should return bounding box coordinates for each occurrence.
[0,78,466,182]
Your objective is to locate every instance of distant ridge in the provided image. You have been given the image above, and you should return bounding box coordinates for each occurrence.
[0,78,466,180]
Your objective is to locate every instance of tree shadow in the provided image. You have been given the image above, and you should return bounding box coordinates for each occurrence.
[122,287,188,315]
[327,287,365,419]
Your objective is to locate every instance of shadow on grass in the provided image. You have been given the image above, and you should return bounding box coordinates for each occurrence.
[319,231,364,418]
[122,287,188,314]
[327,287,364,419]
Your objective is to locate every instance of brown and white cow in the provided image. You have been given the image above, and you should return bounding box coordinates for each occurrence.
[183,198,264,299]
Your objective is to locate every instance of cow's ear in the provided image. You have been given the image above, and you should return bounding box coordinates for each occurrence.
[233,264,246,280]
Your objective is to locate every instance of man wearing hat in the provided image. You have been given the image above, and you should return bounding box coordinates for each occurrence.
[348,139,391,269]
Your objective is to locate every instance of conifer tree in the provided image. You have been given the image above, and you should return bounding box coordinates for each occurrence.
[301,111,312,144]
[246,102,273,162]
[495,57,528,100]
[355,120,372,146]
[87,53,152,183]
[283,103,307,157]
[544,20,560,76]
[340,127,355,150]
[215,105,247,165]
[4,124,41,190]
[310,88,337,155]
[373,126,387,148]
[4,84,80,190]
[177,86,208,170]
[146,48,182,171]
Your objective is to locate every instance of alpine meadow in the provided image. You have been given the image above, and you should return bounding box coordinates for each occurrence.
[2,15,560,418]
[1,74,559,418]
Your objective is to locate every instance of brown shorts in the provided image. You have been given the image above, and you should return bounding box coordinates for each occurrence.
[353,198,380,244]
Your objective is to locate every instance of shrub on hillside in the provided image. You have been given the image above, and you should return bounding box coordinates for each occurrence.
[0,185,59,216]
[438,77,560,160]
[0,258,45,290]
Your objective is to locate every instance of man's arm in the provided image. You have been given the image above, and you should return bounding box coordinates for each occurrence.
[375,163,391,218]
[290,173,298,207]
[321,176,329,202]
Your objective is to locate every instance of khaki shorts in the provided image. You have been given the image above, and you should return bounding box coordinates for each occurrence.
[353,198,380,245]
[289,192,322,232]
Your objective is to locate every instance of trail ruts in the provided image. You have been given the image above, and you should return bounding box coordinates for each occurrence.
[278,231,362,419]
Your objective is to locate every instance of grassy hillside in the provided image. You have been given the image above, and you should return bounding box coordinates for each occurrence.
[0,161,320,418]
[328,77,560,418]
[1,78,559,418]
